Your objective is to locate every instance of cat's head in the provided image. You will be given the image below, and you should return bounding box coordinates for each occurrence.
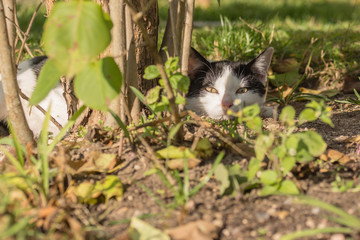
[186,47,274,119]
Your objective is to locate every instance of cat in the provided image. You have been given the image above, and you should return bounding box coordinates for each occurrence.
[186,47,274,119]
[0,47,274,136]
[0,56,68,136]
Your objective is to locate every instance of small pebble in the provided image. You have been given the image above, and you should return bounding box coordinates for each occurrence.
[305,218,315,228]
[222,229,230,237]
[256,212,270,222]
[311,207,321,214]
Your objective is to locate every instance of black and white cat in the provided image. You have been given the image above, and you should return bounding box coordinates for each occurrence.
[186,47,274,119]
[0,47,274,136]
[0,56,67,136]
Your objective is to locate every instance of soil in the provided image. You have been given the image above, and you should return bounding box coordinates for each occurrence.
[2,94,360,240]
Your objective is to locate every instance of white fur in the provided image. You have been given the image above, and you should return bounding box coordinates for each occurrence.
[0,60,68,136]
[186,67,265,119]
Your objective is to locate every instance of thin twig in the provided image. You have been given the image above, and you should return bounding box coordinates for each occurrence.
[188,111,253,157]
[16,1,43,64]
[19,91,63,130]
[137,135,176,185]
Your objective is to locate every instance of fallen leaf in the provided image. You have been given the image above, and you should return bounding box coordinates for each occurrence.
[165,220,219,240]
[277,210,289,220]
[327,149,344,162]
[129,217,170,240]
[156,146,197,159]
[195,138,213,158]
[339,155,351,165]
[167,158,201,170]
[72,151,117,174]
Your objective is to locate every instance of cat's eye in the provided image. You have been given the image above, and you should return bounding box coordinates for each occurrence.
[236,87,248,94]
[205,87,218,94]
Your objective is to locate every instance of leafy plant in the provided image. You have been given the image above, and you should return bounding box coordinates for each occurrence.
[29,1,122,112]
[142,57,190,114]
[335,89,360,105]
[217,100,333,196]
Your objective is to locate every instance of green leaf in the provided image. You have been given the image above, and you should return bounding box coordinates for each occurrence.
[260,184,279,196]
[281,156,296,175]
[296,131,327,157]
[29,59,62,105]
[248,157,261,180]
[285,135,299,156]
[94,175,123,203]
[260,170,278,185]
[242,104,260,119]
[169,73,190,93]
[255,133,274,161]
[246,116,262,133]
[129,217,170,240]
[272,145,287,160]
[214,163,231,195]
[74,57,122,111]
[156,146,197,159]
[143,65,160,79]
[195,138,213,158]
[278,180,300,195]
[279,105,295,126]
[298,108,317,124]
[42,1,112,77]
[146,86,162,105]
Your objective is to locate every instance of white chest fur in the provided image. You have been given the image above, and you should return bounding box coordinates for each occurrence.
[0,60,68,136]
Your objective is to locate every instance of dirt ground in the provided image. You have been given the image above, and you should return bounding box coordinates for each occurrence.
[1,94,360,240]
[46,93,359,240]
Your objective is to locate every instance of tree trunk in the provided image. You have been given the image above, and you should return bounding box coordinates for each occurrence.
[0,0,33,145]
[131,0,159,95]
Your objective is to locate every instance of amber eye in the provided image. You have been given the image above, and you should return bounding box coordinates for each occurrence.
[236,87,248,94]
[205,87,219,94]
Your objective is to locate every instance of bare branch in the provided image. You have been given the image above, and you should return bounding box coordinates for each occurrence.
[16,1,43,64]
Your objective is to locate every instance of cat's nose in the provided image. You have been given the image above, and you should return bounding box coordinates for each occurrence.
[221,101,233,109]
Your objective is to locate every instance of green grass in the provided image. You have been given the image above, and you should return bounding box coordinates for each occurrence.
[16,2,47,59]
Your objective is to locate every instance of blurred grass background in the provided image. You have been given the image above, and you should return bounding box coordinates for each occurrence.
[16,0,360,88]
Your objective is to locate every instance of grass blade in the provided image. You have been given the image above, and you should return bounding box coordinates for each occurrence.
[189,151,225,197]
[279,227,353,240]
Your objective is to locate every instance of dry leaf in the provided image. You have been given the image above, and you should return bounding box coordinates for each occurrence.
[167,158,201,170]
[73,151,117,174]
[165,220,219,240]
[327,149,344,162]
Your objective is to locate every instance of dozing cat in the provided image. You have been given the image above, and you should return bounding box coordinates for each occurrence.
[186,47,274,119]
[0,47,274,136]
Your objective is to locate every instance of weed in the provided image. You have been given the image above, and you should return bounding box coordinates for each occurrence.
[335,89,360,105]
[280,196,360,240]
[215,101,333,196]
[141,151,224,209]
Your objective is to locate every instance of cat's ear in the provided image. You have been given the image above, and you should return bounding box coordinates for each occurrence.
[188,48,210,79]
[247,47,274,85]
